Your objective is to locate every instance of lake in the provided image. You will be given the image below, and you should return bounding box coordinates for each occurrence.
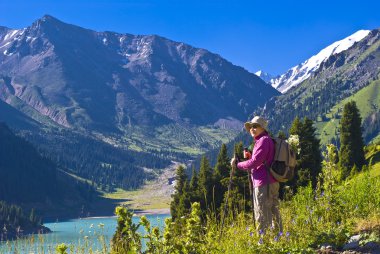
[0,214,170,254]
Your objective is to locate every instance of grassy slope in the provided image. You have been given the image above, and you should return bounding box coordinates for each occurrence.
[102,162,179,211]
[98,123,238,156]
[315,79,380,146]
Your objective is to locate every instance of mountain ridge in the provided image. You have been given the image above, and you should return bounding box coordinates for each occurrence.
[258,28,380,144]
[270,30,370,93]
[0,15,279,133]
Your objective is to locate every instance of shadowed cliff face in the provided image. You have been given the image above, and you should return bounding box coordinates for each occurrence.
[0,15,279,133]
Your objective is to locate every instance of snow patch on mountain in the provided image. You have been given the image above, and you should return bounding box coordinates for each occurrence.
[272,30,370,93]
[255,70,275,84]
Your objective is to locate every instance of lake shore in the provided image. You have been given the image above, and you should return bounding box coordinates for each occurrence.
[133,208,171,216]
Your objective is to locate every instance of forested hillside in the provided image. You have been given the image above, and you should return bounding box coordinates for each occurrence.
[21,129,184,191]
[0,201,49,240]
[0,123,100,218]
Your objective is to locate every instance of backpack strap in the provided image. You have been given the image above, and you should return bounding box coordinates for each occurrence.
[276,139,283,160]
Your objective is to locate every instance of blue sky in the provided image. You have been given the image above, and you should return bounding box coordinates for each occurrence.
[1,0,380,75]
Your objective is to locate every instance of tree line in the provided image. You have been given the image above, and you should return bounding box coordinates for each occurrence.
[0,201,49,240]
[21,129,192,191]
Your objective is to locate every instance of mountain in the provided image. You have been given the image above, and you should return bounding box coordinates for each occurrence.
[0,15,279,133]
[271,30,370,93]
[258,28,380,145]
[255,70,275,84]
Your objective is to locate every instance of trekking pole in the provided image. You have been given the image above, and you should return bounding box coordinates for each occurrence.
[248,172,256,229]
[220,154,238,239]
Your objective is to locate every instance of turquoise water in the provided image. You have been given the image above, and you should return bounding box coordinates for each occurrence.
[0,214,170,254]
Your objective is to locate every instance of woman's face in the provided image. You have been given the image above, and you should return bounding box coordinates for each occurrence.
[249,124,265,138]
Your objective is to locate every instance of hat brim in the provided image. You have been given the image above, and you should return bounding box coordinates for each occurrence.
[244,122,267,133]
[244,122,260,132]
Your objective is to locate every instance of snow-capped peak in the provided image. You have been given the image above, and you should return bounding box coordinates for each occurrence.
[255,70,275,84]
[272,30,370,93]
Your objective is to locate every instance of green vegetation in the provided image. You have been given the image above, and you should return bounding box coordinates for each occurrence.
[111,112,380,253]
[111,144,380,253]
[316,79,380,146]
[0,201,48,240]
[339,101,366,178]
[289,117,322,188]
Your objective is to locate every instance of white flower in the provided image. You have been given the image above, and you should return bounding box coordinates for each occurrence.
[287,135,300,154]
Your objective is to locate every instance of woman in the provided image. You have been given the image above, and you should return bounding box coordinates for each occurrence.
[231,116,282,232]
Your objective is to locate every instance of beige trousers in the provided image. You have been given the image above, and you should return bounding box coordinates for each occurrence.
[253,182,282,232]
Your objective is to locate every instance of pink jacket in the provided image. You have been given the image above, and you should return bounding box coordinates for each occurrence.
[237,132,276,187]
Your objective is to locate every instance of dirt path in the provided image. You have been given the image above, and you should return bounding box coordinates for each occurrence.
[103,162,181,213]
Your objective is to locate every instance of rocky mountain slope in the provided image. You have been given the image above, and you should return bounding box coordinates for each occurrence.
[270,30,370,93]
[258,28,380,143]
[0,15,279,134]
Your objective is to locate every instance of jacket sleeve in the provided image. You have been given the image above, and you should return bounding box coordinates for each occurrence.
[237,138,270,171]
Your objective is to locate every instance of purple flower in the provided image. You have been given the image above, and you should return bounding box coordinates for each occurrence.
[278,231,283,237]
[258,238,263,245]
[259,229,264,235]
[274,236,279,242]
[286,232,290,237]
[250,232,253,237]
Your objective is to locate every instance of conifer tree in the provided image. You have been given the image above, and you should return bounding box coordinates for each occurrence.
[212,144,230,212]
[170,165,188,220]
[228,141,250,212]
[339,101,366,179]
[289,116,302,136]
[289,117,322,188]
[197,156,213,212]
[189,166,199,204]
[189,166,199,193]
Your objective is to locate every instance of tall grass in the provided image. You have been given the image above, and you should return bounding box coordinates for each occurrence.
[112,144,380,253]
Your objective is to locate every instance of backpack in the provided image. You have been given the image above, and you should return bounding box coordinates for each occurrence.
[266,137,296,182]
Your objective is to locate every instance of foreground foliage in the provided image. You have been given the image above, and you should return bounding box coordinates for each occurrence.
[111,144,380,253]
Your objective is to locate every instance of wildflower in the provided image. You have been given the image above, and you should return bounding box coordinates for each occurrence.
[246,226,249,231]
[250,232,253,237]
[258,238,263,245]
[258,229,264,235]
[274,236,279,242]
[286,232,290,237]
[278,231,283,237]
